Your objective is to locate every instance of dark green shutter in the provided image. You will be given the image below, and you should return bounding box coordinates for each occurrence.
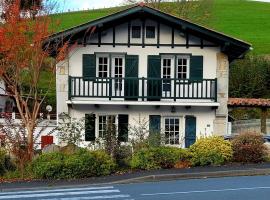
[83,54,96,78]
[85,114,96,141]
[118,114,129,142]
[147,55,162,101]
[125,55,139,100]
[185,116,196,148]
[149,115,161,135]
[190,56,203,80]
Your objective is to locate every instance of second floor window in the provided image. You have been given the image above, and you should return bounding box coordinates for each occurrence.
[177,57,189,79]
[98,57,108,78]
[162,58,172,92]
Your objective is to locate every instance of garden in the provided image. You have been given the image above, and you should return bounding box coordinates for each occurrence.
[1,131,269,181]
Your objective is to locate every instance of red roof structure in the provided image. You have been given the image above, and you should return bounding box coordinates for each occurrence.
[228,98,270,107]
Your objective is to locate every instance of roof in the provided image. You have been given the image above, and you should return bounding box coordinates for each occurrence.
[228,98,270,108]
[47,3,251,61]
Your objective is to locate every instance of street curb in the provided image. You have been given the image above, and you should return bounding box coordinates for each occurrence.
[110,169,270,184]
[1,168,270,192]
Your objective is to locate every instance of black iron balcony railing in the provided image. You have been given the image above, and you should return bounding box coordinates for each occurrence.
[68,76,217,102]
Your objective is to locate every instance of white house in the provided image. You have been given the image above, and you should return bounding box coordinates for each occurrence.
[47,4,251,147]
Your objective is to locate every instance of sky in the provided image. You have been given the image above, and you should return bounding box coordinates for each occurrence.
[57,0,125,11]
[57,0,270,11]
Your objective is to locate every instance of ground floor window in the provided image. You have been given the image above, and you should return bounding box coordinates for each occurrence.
[98,115,116,138]
[164,117,180,145]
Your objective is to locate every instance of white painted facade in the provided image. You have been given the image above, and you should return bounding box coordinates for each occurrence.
[54,6,246,148]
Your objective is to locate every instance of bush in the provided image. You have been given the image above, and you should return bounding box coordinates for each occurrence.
[31,152,65,179]
[130,146,191,170]
[0,149,15,176]
[231,133,267,163]
[115,145,133,169]
[31,150,116,179]
[190,136,233,166]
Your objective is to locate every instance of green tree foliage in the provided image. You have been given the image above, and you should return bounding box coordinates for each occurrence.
[229,55,270,98]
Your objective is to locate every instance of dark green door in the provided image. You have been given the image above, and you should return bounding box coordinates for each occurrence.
[125,55,139,100]
[185,116,196,148]
[147,55,162,101]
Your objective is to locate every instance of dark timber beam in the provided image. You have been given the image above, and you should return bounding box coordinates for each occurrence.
[113,26,116,47]
[142,19,145,48]
[128,21,131,48]
[171,27,175,48]
[157,22,160,48]
[98,30,101,47]
[186,31,189,48]
[200,38,204,49]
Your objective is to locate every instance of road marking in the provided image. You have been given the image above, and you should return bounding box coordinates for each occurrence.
[0,186,114,196]
[40,194,131,200]
[0,189,120,199]
[141,186,270,196]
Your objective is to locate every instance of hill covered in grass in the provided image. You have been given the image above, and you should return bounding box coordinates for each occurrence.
[52,0,270,55]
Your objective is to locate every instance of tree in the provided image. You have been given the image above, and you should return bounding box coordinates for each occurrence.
[125,0,213,24]
[1,0,42,19]
[0,0,67,164]
[229,55,270,98]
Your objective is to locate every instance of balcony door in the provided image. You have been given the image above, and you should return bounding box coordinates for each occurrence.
[112,56,125,97]
[161,56,174,99]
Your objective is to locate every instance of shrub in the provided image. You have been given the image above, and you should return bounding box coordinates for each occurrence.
[115,145,133,169]
[231,133,267,163]
[190,136,233,166]
[31,150,116,179]
[31,152,65,179]
[0,149,15,176]
[130,146,191,170]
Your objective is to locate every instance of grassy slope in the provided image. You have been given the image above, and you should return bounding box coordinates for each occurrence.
[52,0,270,55]
[208,0,270,55]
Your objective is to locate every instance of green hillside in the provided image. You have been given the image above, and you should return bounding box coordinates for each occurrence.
[52,0,270,55]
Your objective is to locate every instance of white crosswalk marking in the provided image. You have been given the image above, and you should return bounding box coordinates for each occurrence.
[0,186,132,200]
[0,186,114,196]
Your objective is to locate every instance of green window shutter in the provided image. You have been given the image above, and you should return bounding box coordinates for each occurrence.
[147,55,162,101]
[118,114,129,142]
[125,55,139,100]
[190,56,203,80]
[83,54,96,78]
[85,114,96,141]
[149,115,161,135]
[185,116,196,148]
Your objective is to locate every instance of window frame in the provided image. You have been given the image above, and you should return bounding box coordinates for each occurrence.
[131,26,141,39]
[97,115,117,138]
[146,26,156,39]
[161,57,173,92]
[176,56,190,80]
[96,55,109,78]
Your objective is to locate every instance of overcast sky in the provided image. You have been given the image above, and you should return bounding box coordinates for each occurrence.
[57,0,270,11]
[57,0,124,11]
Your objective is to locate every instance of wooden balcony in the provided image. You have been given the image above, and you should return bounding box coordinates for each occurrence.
[68,76,217,102]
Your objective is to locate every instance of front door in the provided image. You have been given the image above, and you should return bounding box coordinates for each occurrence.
[185,116,196,148]
[112,56,125,97]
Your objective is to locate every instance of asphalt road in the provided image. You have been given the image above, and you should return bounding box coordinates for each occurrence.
[1,175,270,200]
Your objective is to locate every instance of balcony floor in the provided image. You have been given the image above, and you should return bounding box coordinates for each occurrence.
[66,99,220,107]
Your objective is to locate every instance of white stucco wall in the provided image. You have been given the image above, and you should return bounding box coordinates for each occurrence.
[69,105,215,148]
